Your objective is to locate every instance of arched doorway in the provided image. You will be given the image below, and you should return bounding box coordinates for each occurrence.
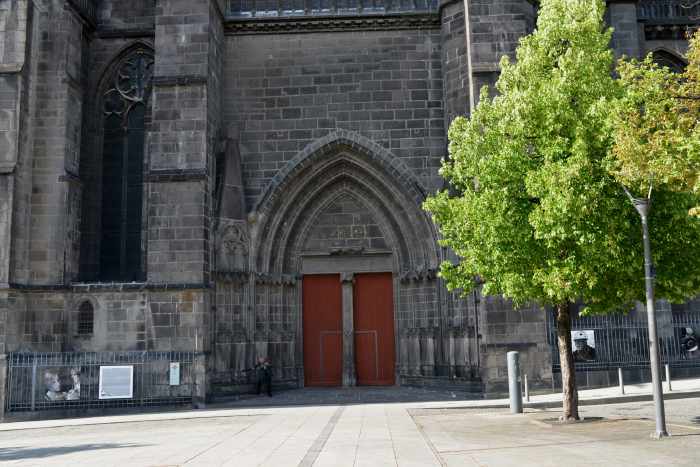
[250,131,440,387]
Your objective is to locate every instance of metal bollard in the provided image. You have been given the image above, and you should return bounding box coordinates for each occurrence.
[665,364,672,392]
[618,367,625,395]
[524,373,530,402]
[507,351,523,414]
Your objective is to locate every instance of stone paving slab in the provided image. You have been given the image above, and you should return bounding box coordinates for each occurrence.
[1,397,700,466]
[414,412,700,467]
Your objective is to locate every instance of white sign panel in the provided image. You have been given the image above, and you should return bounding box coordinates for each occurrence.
[169,362,180,386]
[571,330,596,362]
[99,365,134,399]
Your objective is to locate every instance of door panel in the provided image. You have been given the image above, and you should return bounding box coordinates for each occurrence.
[353,273,395,385]
[303,274,342,386]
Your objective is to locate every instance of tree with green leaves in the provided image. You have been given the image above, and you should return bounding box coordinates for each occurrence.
[605,29,700,437]
[607,31,700,216]
[424,0,700,422]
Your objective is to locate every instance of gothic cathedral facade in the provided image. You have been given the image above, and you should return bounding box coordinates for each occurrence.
[0,0,695,397]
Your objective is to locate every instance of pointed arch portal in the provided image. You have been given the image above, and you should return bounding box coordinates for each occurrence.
[251,131,439,386]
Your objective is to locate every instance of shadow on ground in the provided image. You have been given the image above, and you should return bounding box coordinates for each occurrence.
[0,443,149,461]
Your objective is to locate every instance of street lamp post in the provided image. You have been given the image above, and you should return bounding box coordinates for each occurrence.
[632,196,669,439]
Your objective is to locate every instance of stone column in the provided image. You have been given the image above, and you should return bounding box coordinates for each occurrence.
[148,0,224,285]
[341,273,356,387]
[607,0,642,59]
[25,1,86,285]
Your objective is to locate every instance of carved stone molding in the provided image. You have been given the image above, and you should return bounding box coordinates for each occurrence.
[329,246,365,256]
[146,168,207,182]
[644,24,698,41]
[224,13,440,35]
[254,272,298,285]
[216,220,249,273]
[399,268,437,283]
[213,270,249,283]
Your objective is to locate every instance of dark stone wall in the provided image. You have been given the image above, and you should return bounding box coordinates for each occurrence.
[468,0,536,101]
[440,0,470,127]
[223,28,446,210]
[25,1,88,285]
[97,0,156,32]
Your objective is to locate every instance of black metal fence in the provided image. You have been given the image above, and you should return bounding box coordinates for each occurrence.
[547,305,700,372]
[4,351,199,413]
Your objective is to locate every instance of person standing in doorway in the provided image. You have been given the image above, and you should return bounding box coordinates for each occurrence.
[255,356,273,397]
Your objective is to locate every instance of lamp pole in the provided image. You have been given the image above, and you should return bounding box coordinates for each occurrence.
[632,196,668,439]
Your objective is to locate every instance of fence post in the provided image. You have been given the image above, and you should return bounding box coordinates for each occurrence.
[523,373,530,402]
[192,353,207,409]
[618,367,625,395]
[665,364,672,392]
[30,356,37,412]
[0,354,7,420]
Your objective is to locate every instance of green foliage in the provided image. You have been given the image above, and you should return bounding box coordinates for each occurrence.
[607,32,700,216]
[424,0,700,313]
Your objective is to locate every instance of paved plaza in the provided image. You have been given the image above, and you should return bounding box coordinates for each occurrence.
[2,381,700,466]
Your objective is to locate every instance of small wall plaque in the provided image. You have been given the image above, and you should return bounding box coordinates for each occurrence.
[99,365,134,399]
[169,362,180,386]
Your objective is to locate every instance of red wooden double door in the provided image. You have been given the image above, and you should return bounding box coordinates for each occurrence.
[302,273,395,386]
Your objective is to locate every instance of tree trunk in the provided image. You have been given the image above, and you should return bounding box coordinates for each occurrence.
[555,302,579,422]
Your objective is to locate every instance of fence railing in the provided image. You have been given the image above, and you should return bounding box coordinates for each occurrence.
[638,0,700,22]
[547,305,700,372]
[4,351,200,413]
[226,0,439,18]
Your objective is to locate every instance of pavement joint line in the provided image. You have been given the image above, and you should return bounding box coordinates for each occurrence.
[385,406,399,466]
[180,422,254,465]
[408,408,447,467]
[353,406,364,467]
[297,406,345,467]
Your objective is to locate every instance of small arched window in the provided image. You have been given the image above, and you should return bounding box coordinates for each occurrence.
[78,301,95,336]
[99,48,153,281]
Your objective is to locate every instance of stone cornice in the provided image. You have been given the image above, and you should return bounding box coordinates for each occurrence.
[153,75,208,87]
[146,168,208,182]
[96,28,156,39]
[8,282,212,292]
[224,13,440,35]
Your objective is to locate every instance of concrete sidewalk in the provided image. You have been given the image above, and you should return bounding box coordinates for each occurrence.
[1,377,699,432]
[2,395,700,466]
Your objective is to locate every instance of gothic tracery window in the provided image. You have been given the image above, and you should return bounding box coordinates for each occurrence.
[99,49,153,281]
